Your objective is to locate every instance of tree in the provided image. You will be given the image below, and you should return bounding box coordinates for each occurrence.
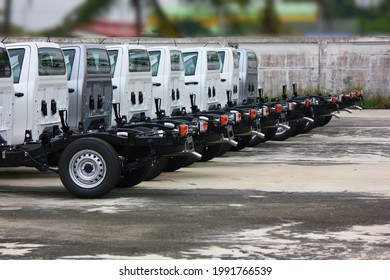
[262,0,281,35]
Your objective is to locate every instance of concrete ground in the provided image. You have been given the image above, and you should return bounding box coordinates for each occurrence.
[0,109,389,259]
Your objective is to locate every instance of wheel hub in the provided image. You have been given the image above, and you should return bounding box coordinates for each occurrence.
[69,150,107,189]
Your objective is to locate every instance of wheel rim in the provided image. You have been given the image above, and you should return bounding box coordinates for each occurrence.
[69,149,107,189]
[275,121,289,136]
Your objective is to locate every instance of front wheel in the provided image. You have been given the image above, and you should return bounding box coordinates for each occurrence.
[59,138,121,198]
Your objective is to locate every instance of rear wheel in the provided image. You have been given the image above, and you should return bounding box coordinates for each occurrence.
[272,120,297,141]
[247,128,277,147]
[116,164,151,188]
[164,156,192,172]
[200,144,223,162]
[144,157,169,181]
[319,115,332,127]
[229,136,252,151]
[59,138,120,198]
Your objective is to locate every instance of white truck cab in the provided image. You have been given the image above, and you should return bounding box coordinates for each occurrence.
[217,47,240,106]
[148,46,189,118]
[182,47,224,112]
[61,44,113,130]
[6,42,68,144]
[106,44,152,123]
[0,43,14,145]
[237,48,259,104]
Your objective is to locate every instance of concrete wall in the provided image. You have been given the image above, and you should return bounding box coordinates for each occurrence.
[6,36,390,96]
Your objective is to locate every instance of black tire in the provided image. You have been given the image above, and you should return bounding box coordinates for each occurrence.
[272,120,297,141]
[247,128,277,147]
[164,156,192,172]
[116,164,151,188]
[319,115,333,127]
[229,136,252,151]
[58,138,120,198]
[144,157,169,181]
[200,144,223,162]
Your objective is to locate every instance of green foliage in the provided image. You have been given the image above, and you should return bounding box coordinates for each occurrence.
[361,95,390,109]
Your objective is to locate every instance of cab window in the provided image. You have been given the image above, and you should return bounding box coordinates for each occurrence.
[38,48,66,76]
[7,48,25,83]
[0,48,12,78]
[247,52,258,69]
[148,50,161,77]
[183,52,198,76]
[207,51,220,71]
[129,49,150,72]
[170,50,183,72]
[86,48,111,74]
[218,51,225,73]
[108,50,118,78]
[62,49,75,80]
[233,50,239,69]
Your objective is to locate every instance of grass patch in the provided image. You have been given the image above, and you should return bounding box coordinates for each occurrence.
[361,95,390,109]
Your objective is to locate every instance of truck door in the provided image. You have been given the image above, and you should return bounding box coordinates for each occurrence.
[169,50,186,116]
[183,51,202,111]
[7,45,31,144]
[0,46,14,145]
[206,51,221,109]
[149,49,165,117]
[62,46,81,129]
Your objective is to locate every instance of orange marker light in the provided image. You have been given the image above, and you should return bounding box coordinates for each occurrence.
[249,109,256,120]
[355,91,360,97]
[179,124,188,137]
[220,115,228,126]
[263,106,270,117]
[305,99,310,107]
[275,104,282,114]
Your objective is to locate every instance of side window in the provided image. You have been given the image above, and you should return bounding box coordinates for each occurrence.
[0,48,12,78]
[62,49,75,81]
[86,48,111,74]
[128,49,151,72]
[218,51,225,73]
[233,50,239,69]
[170,50,183,72]
[183,52,198,76]
[108,50,118,78]
[8,48,25,83]
[38,48,66,76]
[207,51,220,71]
[148,50,161,77]
[247,52,258,70]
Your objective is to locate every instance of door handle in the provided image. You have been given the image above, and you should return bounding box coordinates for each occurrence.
[15,92,24,97]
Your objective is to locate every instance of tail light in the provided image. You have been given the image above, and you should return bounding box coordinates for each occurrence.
[288,102,295,111]
[349,92,354,99]
[262,106,269,117]
[305,99,310,107]
[219,115,228,126]
[198,120,208,132]
[249,109,256,120]
[275,104,282,114]
[179,124,188,137]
